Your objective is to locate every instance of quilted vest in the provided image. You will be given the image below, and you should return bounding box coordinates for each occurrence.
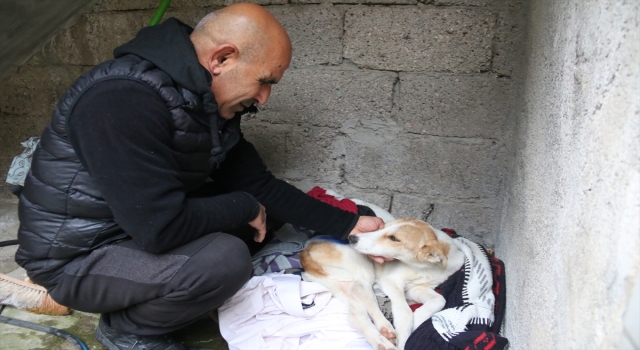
[15,54,216,284]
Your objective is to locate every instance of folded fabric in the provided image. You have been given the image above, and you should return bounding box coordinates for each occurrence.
[252,224,314,276]
[218,272,374,350]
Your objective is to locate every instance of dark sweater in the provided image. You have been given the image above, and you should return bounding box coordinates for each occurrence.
[67,79,359,253]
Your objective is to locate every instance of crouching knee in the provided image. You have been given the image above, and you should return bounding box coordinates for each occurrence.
[173,233,253,302]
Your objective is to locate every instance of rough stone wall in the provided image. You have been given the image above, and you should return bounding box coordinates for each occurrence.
[0,0,524,248]
[0,0,96,81]
[497,0,640,348]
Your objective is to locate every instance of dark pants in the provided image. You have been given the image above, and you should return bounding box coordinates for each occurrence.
[48,232,253,335]
[46,181,281,336]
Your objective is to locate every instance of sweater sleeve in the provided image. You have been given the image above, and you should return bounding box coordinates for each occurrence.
[212,136,360,239]
[67,79,260,253]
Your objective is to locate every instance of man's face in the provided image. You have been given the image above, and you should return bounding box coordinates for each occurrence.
[210,52,289,119]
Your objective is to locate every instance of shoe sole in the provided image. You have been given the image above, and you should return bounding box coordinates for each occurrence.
[95,324,191,350]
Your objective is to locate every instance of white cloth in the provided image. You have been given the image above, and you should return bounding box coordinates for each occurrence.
[218,272,374,350]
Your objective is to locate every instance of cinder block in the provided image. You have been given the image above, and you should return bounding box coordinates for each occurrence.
[293,0,415,4]
[334,185,393,211]
[428,201,499,248]
[226,0,288,5]
[1,154,22,201]
[433,0,523,7]
[0,115,48,156]
[393,73,512,139]
[258,68,396,127]
[433,0,491,6]
[492,6,525,76]
[390,193,498,246]
[0,65,89,118]
[240,121,289,178]
[0,200,19,274]
[344,134,502,199]
[30,12,151,66]
[30,8,210,67]
[267,5,343,67]
[344,6,495,73]
[93,0,167,11]
[0,115,49,202]
[94,0,225,11]
[164,7,213,27]
[284,126,342,184]
[390,193,431,219]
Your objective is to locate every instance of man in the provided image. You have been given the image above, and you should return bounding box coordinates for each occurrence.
[15,3,385,349]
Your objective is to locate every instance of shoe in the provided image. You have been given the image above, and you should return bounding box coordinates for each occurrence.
[95,316,186,350]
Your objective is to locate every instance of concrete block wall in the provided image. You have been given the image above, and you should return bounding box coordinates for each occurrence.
[241,1,523,248]
[0,0,524,248]
[1,0,639,348]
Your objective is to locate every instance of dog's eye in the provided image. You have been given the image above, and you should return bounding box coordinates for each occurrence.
[389,235,400,242]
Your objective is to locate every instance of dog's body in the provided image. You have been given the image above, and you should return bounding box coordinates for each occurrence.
[301,219,465,350]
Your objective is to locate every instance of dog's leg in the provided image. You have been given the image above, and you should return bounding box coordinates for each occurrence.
[377,281,413,350]
[311,279,396,350]
[406,286,446,330]
[339,281,396,350]
[351,281,397,346]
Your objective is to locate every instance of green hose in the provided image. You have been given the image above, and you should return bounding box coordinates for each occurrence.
[148,0,173,26]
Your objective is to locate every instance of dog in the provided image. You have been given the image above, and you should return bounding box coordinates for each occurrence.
[300,218,465,350]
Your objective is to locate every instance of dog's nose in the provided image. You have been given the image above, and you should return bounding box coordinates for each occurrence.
[348,235,359,244]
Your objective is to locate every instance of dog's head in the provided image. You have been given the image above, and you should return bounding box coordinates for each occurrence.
[348,218,450,268]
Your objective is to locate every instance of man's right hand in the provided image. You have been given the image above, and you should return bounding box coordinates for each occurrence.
[248,203,267,242]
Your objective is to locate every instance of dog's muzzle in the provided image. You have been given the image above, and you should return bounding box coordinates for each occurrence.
[348,235,359,244]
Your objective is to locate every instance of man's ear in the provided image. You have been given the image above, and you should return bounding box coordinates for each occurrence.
[417,242,449,268]
[208,43,239,76]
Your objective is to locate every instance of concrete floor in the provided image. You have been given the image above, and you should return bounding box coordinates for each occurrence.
[0,270,229,349]
[0,308,228,350]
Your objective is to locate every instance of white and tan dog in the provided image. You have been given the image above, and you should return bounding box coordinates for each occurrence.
[301,218,465,350]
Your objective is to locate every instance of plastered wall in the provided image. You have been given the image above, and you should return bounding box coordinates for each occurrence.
[0,0,523,248]
[497,0,640,348]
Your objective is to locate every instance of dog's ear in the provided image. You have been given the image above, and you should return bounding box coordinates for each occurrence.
[418,242,450,268]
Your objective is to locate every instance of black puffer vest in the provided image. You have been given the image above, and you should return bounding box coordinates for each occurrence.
[15,54,220,286]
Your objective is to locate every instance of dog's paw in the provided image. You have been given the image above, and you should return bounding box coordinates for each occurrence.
[380,326,397,344]
[373,335,397,350]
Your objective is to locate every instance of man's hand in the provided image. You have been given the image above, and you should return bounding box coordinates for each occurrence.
[248,204,267,242]
[349,216,394,264]
[349,216,385,235]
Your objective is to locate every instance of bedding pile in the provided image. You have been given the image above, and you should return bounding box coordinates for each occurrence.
[218,188,508,350]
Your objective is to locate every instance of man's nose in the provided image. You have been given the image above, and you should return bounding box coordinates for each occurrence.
[255,85,272,105]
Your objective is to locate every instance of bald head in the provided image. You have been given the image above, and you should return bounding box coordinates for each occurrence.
[191,3,292,64]
[190,3,292,118]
